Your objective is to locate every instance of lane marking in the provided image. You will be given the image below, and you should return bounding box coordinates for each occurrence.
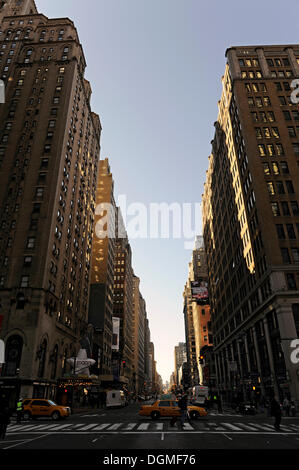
[3,433,48,450]
[223,433,233,441]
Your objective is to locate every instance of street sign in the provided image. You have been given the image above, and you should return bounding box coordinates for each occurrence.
[0,339,5,364]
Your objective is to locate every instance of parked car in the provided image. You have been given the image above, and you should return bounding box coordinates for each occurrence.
[139,399,208,420]
[23,399,71,421]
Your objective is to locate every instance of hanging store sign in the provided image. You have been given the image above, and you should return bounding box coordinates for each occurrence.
[0,340,5,364]
[191,280,209,304]
[112,317,120,351]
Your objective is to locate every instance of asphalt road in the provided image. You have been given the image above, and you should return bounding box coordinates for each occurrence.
[1,404,298,464]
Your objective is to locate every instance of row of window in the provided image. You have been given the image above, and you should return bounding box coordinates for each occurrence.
[267,179,295,195]
[251,111,275,123]
[276,223,299,240]
[239,57,293,68]
[255,126,280,139]
[281,248,299,264]
[271,201,299,217]
[248,96,272,107]
[263,161,289,176]
[258,142,285,157]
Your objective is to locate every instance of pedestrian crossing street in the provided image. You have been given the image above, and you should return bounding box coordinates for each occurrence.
[6,420,299,434]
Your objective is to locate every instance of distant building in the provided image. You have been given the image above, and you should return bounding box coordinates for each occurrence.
[174,342,186,385]
[132,275,147,393]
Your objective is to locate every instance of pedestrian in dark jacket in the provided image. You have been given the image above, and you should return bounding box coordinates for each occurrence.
[270,396,282,431]
[170,394,188,428]
[178,394,188,428]
[0,403,11,440]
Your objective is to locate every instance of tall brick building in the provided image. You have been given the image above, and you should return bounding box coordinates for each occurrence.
[0,0,102,401]
[89,158,116,377]
[202,45,299,405]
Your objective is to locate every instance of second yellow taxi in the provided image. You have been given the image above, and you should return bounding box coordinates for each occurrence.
[138,399,208,420]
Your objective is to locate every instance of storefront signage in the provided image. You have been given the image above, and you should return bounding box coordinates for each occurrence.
[0,339,5,364]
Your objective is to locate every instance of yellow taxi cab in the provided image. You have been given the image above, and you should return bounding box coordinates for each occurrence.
[23,399,71,421]
[138,399,207,420]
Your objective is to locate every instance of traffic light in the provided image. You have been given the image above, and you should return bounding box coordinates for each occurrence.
[122,360,126,368]
[252,386,256,391]
[199,355,204,364]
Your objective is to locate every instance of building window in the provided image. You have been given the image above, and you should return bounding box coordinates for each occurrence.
[37,339,47,378]
[20,275,29,288]
[286,180,295,194]
[276,224,285,239]
[267,182,275,195]
[286,273,297,290]
[271,202,280,216]
[35,187,44,198]
[27,237,36,249]
[3,336,23,376]
[24,256,32,267]
[286,224,296,239]
[291,201,299,216]
[281,248,290,264]
[291,248,299,263]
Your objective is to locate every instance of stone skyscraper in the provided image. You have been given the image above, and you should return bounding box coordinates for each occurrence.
[0,0,101,400]
[202,45,299,404]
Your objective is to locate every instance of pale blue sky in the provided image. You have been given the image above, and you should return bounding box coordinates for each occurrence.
[38,0,299,383]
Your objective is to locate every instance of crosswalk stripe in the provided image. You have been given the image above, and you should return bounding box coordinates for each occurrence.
[248,423,275,431]
[288,424,299,431]
[106,423,122,431]
[182,423,194,430]
[45,424,73,431]
[221,423,241,431]
[137,423,150,430]
[10,424,49,432]
[79,424,101,431]
[280,425,297,432]
[7,420,299,434]
[122,423,137,431]
[234,423,259,431]
[153,423,163,431]
[92,423,111,431]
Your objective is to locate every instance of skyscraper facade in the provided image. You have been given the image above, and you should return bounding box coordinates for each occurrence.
[202,45,299,404]
[132,275,146,394]
[112,208,134,390]
[89,158,116,377]
[0,1,101,400]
